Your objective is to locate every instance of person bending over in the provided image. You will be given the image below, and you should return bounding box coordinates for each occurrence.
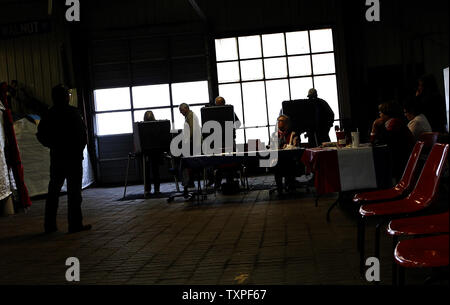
[273,115,300,195]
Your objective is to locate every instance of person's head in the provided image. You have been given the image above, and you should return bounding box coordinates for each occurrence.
[378,101,402,122]
[277,114,290,132]
[179,103,190,116]
[52,84,70,106]
[215,96,225,106]
[307,88,318,99]
[143,111,155,121]
[403,99,422,121]
[417,74,438,96]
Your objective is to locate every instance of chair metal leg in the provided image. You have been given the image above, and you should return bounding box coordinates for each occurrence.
[357,217,361,252]
[392,236,398,286]
[375,222,381,259]
[359,216,366,276]
[398,266,405,286]
[326,192,341,222]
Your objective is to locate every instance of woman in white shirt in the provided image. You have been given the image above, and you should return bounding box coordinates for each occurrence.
[404,100,432,140]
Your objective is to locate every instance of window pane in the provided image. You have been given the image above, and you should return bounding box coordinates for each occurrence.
[245,127,269,147]
[215,38,238,61]
[235,129,245,145]
[289,77,313,100]
[312,53,335,74]
[266,79,290,125]
[172,80,209,105]
[217,62,240,83]
[288,55,311,77]
[238,35,262,59]
[286,31,310,55]
[310,28,334,53]
[262,33,286,57]
[313,75,339,142]
[96,111,132,135]
[132,84,170,108]
[134,108,172,124]
[218,83,243,124]
[94,87,130,112]
[240,59,263,81]
[264,58,288,79]
[242,81,267,127]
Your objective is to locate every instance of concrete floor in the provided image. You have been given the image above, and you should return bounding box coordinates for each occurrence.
[0,175,447,285]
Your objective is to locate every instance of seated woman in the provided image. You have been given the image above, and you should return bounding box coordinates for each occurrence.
[403,98,432,140]
[371,102,416,182]
[143,111,162,197]
[272,115,300,195]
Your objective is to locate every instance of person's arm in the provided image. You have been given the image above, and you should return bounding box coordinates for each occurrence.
[293,133,300,147]
[187,111,194,138]
[36,113,52,148]
[407,119,420,139]
[370,118,386,143]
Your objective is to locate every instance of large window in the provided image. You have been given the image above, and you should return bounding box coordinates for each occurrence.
[215,29,340,145]
[94,81,209,136]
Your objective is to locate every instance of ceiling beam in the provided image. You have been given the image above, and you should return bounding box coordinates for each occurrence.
[188,0,207,23]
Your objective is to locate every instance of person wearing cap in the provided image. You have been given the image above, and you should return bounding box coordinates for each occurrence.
[306,88,334,147]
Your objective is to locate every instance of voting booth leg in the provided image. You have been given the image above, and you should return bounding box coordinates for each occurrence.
[123,152,133,199]
[142,156,147,196]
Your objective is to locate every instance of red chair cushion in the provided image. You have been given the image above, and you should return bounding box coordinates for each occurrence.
[394,234,449,268]
[387,212,449,236]
[359,197,431,217]
[353,187,404,204]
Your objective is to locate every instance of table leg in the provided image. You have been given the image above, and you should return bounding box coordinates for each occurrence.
[315,194,320,207]
[326,192,341,222]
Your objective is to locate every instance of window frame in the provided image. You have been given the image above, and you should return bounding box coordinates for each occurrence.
[215,28,339,145]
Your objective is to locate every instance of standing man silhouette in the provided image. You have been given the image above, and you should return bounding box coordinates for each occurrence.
[306,88,334,147]
[37,85,91,234]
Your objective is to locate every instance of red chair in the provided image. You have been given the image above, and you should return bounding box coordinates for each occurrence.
[357,143,449,275]
[355,141,424,252]
[353,141,424,204]
[387,211,449,284]
[394,234,449,285]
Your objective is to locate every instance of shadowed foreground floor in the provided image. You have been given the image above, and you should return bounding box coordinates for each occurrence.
[0,175,447,285]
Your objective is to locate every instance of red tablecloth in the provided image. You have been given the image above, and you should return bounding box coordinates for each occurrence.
[301,148,340,195]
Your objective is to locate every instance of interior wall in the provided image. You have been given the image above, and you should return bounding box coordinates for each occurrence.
[340,0,449,139]
[0,0,73,109]
[1,0,448,185]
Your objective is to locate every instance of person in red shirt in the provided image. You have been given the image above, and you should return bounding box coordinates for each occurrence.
[371,102,416,182]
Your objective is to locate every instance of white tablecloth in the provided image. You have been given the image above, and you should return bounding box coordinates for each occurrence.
[336,146,377,191]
